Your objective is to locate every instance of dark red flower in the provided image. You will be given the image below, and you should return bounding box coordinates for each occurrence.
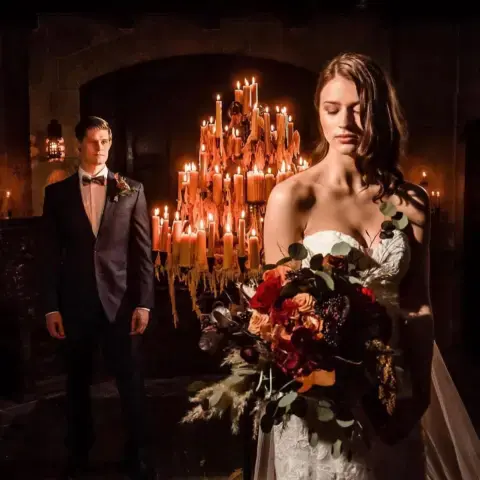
[250,275,283,313]
[322,254,348,272]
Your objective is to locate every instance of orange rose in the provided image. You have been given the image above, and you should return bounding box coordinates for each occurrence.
[293,293,316,314]
[303,315,323,337]
[248,310,272,338]
[262,265,291,285]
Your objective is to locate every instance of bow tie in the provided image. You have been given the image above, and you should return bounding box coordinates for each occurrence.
[82,175,105,186]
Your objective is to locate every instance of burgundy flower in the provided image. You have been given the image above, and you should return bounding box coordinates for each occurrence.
[250,275,283,313]
[322,254,348,272]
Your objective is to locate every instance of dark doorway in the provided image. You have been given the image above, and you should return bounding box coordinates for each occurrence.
[462,118,480,359]
[79,53,318,213]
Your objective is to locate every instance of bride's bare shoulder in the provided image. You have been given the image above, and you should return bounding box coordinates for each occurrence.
[268,170,315,211]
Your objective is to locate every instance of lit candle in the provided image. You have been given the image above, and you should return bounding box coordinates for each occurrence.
[224,173,231,192]
[251,103,259,140]
[196,219,207,266]
[179,225,192,267]
[233,129,242,157]
[234,80,244,105]
[234,166,244,207]
[178,167,185,200]
[265,167,275,200]
[287,115,294,146]
[249,229,260,270]
[277,107,286,147]
[215,94,222,138]
[246,164,265,203]
[276,161,287,184]
[189,163,199,202]
[152,208,160,251]
[243,78,251,114]
[213,165,223,205]
[200,119,208,142]
[238,210,246,257]
[189,228,197,265]
[199,144,208,189]
[420,170,428,187]
[286,163,294,179]
[251,76,258,107]
[172,211,183,262]
[160,206,169,251]
[264,107,271,154]
[223,223,234,269]
[166,229,171,255]
[207,213,216,257]
[209,116,215,134]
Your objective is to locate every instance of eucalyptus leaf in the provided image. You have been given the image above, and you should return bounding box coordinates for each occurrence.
[336,418,355,428]
[233,368,258,376]
[379,201,397,217]
[309,253,324,271]
[317,406,335,422]
[317,400,332,408]
[278,391,298,408]
[263,264,276,271]
[209,390,224,408]
[223,375,245,387]
[315,271,335,290]
[348,276,363,285]
[288,243,308,261]
[309,432,319,448]
[331,241,352,256]
[331,439,343,459]
[348,263,356,272]
[393,213,409,230]
[276,256,292,266]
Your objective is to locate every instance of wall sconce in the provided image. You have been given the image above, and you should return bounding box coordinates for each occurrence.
[46,119,65,162]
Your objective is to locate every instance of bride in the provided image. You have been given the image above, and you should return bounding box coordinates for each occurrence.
[254,52,480,479]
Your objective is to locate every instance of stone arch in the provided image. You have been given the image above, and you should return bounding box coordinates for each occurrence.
[45,168,69,186]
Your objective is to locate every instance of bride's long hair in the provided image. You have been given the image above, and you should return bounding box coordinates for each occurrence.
[313,52,407,200]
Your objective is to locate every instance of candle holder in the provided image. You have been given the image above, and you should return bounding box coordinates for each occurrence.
[159,251,168,267]
[238,256,247,273]
[207,256,215,273]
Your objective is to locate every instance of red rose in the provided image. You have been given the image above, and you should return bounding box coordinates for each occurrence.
[250,275,283,313]
[361,287,376,303]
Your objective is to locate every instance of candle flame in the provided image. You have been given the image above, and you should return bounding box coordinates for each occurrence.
[252,76,256,84]
[225,125,228,132]
[225,173,230,180]
[282,107,287,114]
[201,143,206,152]
[175,211,180,221]
[160,217,164,226]
[202,120,207,127]
[209,116,214,123]
[154,208,160,216]
[436,191,440,197]
[237,166,241,175]
[422,171,427,177]
[254,102,258,109]
[191,163,197,171]
[431,191,435,196]
[6,190,11,198]
[288,115,292,122]
[215,165,219,174]
[253,164,258,173]
[236,128,240,136]
[164,205,168,213]
[271,124,275,132]
[217,94,221,101]
[281,160,286,172]
[200,219,205,229]
[208,213,214,222]
[276,106,279,112]
[260,217,264,223]
[265,106,269,113]
[268,167,271,174]
[183,173,188,183]
[299,157,303,166]
[251,229,257,237]
[244,78,249,86]
[241,210,245,219]
[225,224,231,233]
[187,225,192,235]
[237,80,240,89]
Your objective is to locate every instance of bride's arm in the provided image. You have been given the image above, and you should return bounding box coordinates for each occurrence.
[382,184,435,443]
[263,181,307,264]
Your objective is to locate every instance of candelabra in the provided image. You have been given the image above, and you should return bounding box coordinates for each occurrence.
[151,76,309,325]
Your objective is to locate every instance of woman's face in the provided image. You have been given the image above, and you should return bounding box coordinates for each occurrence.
[318,75,363,156]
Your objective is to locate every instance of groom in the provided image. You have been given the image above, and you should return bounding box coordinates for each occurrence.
[41,116,156,479]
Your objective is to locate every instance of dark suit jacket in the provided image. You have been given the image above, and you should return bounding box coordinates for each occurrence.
[40,170,154,323]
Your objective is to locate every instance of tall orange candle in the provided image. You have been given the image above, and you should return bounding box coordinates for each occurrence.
[265,168,275,200]
[234,81,244,105]
[264,107,271,154]
[152,208,160,251]
[179,225,192,267]
[215,94,222,138]
[251,76,258,107]
[233,129,242,157]
[207,213,215,257]
[246,165,265,203]
[287,115,294,146]
[171,211,183,262]
[213,165,223,205]
[196,219,207,266]
[249,229,260,270]
[199,144,208,189]
[189,163,199,202]
[238,210,246,257]
[234,166,244,207]
[223,223,234,269]
[160,206,169,251]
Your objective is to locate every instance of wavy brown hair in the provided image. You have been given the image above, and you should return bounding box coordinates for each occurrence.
[313,52,407,200]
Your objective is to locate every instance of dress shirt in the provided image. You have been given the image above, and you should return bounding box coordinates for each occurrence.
[45,166,149,316]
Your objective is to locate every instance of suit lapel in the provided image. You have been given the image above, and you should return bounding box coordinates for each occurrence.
[96,170,117,238]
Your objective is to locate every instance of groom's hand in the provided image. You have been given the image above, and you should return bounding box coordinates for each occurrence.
[130,308,149,335]
[45,312,66,339]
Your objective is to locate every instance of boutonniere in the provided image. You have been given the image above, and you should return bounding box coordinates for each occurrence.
[112,173,139,202]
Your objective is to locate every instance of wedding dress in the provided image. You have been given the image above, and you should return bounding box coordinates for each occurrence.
[253,229,480,480]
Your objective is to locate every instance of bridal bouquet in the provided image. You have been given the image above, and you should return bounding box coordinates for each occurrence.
[182,223,401,454]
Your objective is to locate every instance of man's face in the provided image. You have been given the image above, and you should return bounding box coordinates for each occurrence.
[79,128,111,167]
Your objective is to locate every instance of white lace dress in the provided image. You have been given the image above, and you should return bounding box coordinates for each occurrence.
[254,229,480,480]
